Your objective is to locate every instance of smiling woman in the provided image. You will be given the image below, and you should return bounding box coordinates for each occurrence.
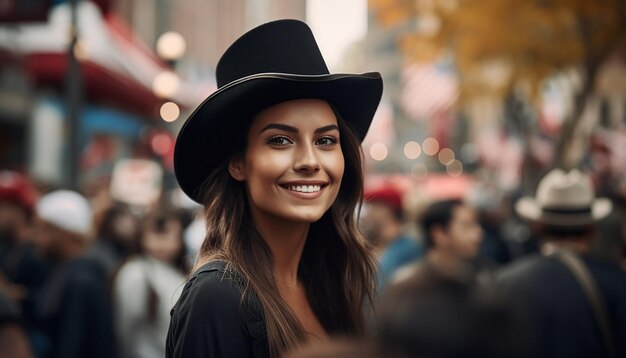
[166,19,383,358]
[229,99,344,224]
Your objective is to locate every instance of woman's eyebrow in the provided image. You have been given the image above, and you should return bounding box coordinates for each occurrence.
[259,123,339,134]
[314,124,339,134]
[259,123,298,133]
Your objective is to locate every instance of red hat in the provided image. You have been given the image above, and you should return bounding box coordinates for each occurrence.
[0,171,36,213]
[364,186,403,213]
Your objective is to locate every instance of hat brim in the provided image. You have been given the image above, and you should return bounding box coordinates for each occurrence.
[515,197,612,226]
[174,72,383,203]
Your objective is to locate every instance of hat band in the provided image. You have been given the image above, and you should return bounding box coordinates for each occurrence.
[542,207,592,215]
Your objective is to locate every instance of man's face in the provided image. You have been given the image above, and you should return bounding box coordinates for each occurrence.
[438,205,483,259]
[33,220,66,261]
[0,201,28,240]
[361,202,400,247]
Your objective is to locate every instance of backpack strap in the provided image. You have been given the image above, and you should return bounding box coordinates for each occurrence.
[553,251,616,358]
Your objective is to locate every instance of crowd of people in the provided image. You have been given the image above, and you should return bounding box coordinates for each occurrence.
[0,171,194,358]
[1,165,624,357]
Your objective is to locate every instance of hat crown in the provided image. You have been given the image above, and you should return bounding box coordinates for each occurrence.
[36,190,93,236]
[536,169,595,209]
[216,19,329,88]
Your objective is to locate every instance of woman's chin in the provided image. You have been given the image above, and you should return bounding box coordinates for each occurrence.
[280,209,326,224]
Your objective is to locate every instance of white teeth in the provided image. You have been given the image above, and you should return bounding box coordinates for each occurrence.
[287,185,322,193]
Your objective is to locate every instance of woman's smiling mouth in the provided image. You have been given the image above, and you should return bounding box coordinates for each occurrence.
[286,185,321,193]
[279,182,329,197]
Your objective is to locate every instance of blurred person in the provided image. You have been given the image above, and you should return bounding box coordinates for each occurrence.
[276,263,534,358]
[33,190,116,358]
[182,214,205,266]
[466,184,513,265]
[590,194,625,265]
[167,20,381,358]
[498,169,626,358]
[88,204,140,277]
[0,171,48,353]
[376,261,532,358]
[361,187,422,289]
[113,207,188,358]
[0,290,33,358]
[419,199,484,271]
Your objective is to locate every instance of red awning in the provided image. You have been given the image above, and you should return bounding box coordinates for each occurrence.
[0,2,198,118]
[25,52,162,117]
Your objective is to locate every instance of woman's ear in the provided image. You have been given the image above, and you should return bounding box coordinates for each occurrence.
[228,156,246,181]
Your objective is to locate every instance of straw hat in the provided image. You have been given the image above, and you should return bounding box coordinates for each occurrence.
[515,169,611,226]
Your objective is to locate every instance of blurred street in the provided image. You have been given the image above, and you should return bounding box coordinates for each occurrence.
[0,1,624,357]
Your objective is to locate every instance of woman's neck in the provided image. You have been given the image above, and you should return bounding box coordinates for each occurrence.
[251,209,310,287]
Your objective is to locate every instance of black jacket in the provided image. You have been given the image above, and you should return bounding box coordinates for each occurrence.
[166,261,269,358]
[36,256,116,358]
[497,254,626,358]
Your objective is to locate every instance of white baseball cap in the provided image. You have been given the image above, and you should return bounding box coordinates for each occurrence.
[36,190,93,237]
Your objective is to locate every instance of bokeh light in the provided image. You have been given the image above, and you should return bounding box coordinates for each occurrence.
[156,32,187,60]
[403,141,422,159]
[422,137,440,156]
[446,159,463,177]
[160,102,180,122]
[151,133,173,155]
[152,71,180,98]
[370,143,388,161]
[438,148,455,165]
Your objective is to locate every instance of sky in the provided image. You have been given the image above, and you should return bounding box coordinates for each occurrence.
[306,0,367,70]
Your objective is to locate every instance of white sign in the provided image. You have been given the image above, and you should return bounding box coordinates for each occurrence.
[110,159,162,207]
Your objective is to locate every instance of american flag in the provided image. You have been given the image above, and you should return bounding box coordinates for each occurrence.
[400,60,459,121]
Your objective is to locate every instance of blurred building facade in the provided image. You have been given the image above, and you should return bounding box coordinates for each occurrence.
[113,0,306,71]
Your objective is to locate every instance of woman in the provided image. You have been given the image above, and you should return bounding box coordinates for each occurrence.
[89,204,139,278]
[167,19,383,358]
[114,208,188,358]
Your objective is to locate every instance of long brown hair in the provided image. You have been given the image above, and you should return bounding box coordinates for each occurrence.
[196,110,377,357]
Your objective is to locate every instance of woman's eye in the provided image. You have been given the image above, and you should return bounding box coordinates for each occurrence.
[267,135,293,146]
[316,136,338,147]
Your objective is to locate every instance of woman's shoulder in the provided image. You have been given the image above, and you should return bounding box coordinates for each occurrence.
[171,260,249,318]
[167,260,268,357]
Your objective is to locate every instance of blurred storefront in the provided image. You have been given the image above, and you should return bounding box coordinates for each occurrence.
[0,0,188,187]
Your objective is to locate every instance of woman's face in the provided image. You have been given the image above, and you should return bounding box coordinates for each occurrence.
[229,99,345,223]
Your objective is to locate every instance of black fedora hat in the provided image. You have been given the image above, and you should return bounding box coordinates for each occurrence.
[174,19,383,203]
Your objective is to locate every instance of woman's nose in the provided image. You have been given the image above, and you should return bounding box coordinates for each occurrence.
[294,144,321,174]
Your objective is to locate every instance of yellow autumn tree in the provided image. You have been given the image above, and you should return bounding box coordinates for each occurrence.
[371,0,626,168]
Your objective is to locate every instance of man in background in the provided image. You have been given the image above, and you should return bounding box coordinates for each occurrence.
[0,171,48,355]
[34,190,116,358]
[498,169,626,358]
[419,199,483,274]
[361,187,422,289]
